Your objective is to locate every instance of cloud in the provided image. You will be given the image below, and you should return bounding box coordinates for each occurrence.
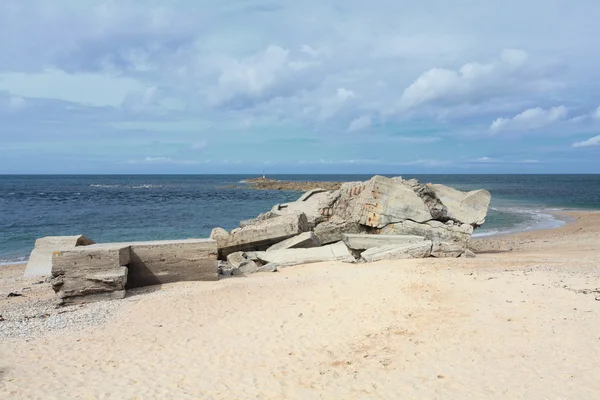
[572,135,600,148]
[490,106,568,132]
[319,88,355,119]
[399,49,531,110]
[348,115,371,132]
[126,156,200,165]
[594,106,600,120]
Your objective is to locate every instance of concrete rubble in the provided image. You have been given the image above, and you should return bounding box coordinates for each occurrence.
[49,240,218,305]
[24,235,95,278]
[216,175,490,271]
[31,175,491,305]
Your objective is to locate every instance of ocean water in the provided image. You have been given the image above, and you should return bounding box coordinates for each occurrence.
[1,174,599,264]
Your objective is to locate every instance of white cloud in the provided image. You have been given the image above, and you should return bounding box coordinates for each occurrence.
[490,106,568,133]
[572,135,600,148]
[348,115,371,132]
[124,156,202,165]
[594,106,600,120]
[399,49,532,110]
[319,88,355,119]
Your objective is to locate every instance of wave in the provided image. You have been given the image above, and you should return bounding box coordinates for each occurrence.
[473,207,566,238]
[0,256,28,266]
[90,184,163,189]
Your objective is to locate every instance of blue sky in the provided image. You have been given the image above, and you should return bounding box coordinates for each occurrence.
[1,0,599,174]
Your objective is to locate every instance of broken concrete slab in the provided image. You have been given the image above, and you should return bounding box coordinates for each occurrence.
[126,239,218,288]
[267,232,321,252]
[360,241,433,262]
[429,184,491,227]
[380,220,473,244]
[226,251,249,268]
[296,188,329,202]
[255,241,352,267]
[239,210,282,228]
[272,190,338,228]
[50,243,130,305]
[313,218,363,245]
[232,260,261,276]
[431,241,466,258]
[24,235,95,278]
[214,213,309,258]
[342,233,425,251]
[332,176,432,228]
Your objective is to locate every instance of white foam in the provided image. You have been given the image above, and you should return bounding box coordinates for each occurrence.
[473,207,566,238]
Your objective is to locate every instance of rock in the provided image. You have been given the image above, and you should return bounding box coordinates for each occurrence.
[267,232,321,252]
[429,184,491,226]
[239,211,281,228]
[24,235,95,278]
[431,242,466,258]
[272,190,338,228]
[214,213,310,258]
[381,220,472,258]
[361,241,433,262]
[255,241,352,267]
[333,176,432,228]
[461,249,477,258]
[226,251,249,268]
[381,220,473,244]
[125,239,218,288]
[232,260,261,275]
[51,243,130,305]
[313,218,363,245]
[210,227,230,240]
[218,261,234,276]
[256,263,278,272]
[296,188,329,202]
[342,233,425,251]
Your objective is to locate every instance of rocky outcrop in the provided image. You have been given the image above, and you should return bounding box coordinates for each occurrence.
[24,235,95,278]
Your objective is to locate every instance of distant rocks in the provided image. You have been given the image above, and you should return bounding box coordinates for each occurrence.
[231,177,343,191]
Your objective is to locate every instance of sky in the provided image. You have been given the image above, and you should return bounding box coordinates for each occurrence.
[1,0,599,174]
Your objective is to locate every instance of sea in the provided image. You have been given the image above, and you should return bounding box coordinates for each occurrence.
[1,174,599,265]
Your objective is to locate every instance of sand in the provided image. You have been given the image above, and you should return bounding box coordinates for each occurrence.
[1,211,599,399]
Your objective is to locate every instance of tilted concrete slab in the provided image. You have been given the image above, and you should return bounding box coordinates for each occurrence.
[342,233,425,251]
[215,213,309,258]
[267,232,321,252]
[255,241,352,267]
[430,184,491,227]
[24,235,95,278]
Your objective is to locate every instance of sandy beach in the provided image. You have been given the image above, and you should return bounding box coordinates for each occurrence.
[1,211,599,399]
